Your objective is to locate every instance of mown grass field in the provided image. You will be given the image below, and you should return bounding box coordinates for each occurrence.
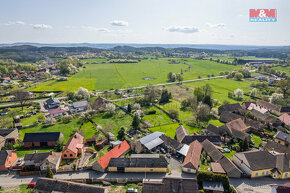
[29,58,238,91]
[272,65,290,76]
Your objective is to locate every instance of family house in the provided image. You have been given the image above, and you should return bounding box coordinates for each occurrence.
[23,132,62,148]
[218,156,242,178]
[70,101,88,114]
[281,106,290,115]
[247,102,269,114]
[219,111,243,123]
[201,139,224,162]
[107,157,167,173]
[0,129,18,148]
[62,132,84,159]
[48,108,67,117]
[272,154,290,179]
[92,97,109,112]
[175,125,189,143]
[0,150,17,171]
[257,100,281,116]
[220,118,250,141]
[142,177,198,193]
[210,162,226,175]
[273,131,290,146]
[131,131,164,153]
[206,124,226,136]
[24,152,61,172]
[35,178,108,193]
[181,135,222,145]
[182,140,202,173]
[92,140,130,172]
[218,103,242,115]
[278,113,290,126]
[264,141,290,154]
[46,98,60,109]
[232,150,276,178]
[242,101,256,109]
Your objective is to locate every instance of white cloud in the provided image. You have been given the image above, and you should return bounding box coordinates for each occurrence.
[206,23,225,28]
[111,20,129,27]
[32,24,53,29]
[82,26,111,32]
[165,26,199,33]
[3,21,26,26]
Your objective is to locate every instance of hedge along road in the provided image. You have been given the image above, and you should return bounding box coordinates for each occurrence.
[1,76,225,108]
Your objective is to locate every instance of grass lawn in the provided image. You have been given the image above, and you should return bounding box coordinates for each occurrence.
[251,134,263,147]
[272,65,290,76]
[96,145,110,159]
[223,150,237,160]
[199,163,210,172]
[157,100,193,122]
[150,123,201,139]
[20,114,41,127]
[207,119,224,127]
[28,58,238,91]
[91,111,133,137]
[0,184,31,193]
[142,106,173,126]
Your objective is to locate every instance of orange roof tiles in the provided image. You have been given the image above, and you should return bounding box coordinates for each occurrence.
[97,140,130,169]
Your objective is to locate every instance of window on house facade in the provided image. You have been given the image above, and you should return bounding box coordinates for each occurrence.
[70,154,73,157]
[187,169,191,172]
[150,169,153,172]
[66,150,69,153]
[285,173,289,177]
[266,171,269,175]
[255,172,259,176]
[262,172,265,175]
[64,154,67,157]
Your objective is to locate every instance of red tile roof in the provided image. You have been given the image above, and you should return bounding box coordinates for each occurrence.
[226,118,249,133]
[63,132,84,154]
[182,140,202,170]
[279,113,290,125]
[97,140,130,169]
[48,108,66,115]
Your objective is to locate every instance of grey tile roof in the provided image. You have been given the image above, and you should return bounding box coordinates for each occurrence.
[274,131,290,143]
[234,151,276,171]
[276,154,290,172]
[108,157,168,168]
[175,125,189,143]
[23,132,61,143]
[182,135,222,145]
[264,141,290,154]
[72,100,88,108]
[201,139,224,162]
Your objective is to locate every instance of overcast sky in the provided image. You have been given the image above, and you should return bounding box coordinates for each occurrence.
[0,0,289,45]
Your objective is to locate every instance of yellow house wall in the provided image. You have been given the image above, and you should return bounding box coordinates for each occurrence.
[281,172,290,179]
[125,167,166,172]
[108,167,117,172]
[274,139,285,145]
[251,169,272,178]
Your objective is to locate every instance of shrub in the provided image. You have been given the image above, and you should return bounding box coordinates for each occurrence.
[62,115,73,123]
[168,109,179,120]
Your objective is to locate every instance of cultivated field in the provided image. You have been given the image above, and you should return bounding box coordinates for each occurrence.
[29,58,238,91]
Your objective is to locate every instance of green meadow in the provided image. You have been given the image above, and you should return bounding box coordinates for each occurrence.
[29,58,238,91]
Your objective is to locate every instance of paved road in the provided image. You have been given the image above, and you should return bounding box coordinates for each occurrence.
[0,97,67,108]
[0,171,194,187]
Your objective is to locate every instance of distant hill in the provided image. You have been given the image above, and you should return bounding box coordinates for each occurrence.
[1,43,290,51]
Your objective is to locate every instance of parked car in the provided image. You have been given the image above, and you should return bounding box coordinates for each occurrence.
[28,182,36,188]
[127,188,138,193]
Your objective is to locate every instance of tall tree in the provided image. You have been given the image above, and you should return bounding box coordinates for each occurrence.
[11,89,31,110]
[132,113,141,130]
[45,165,54,178]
